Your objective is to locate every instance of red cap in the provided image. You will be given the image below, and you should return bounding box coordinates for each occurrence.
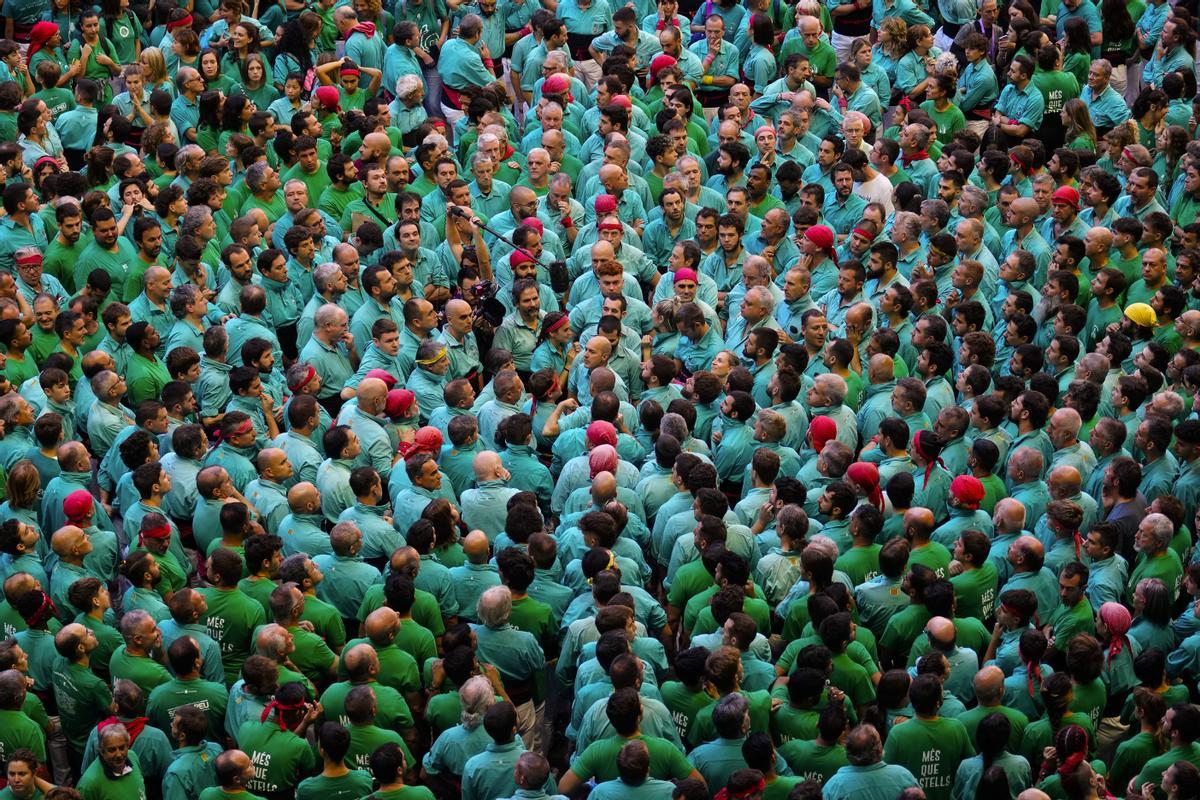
[649,54,677,77]
[63,490,94,523]
[595,194,618,214]
[386,388,415,418]
[542,73,571,94]
[950,475,985,508]
[586,420,618,447]
[364,368,397,388]
[1052,186,1080,211]
[611,94,633,109]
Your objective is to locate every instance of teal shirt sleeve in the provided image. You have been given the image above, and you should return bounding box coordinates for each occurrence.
[894,52,925,94]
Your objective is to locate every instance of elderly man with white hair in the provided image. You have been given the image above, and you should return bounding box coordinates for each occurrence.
[472,585,547,752]
[723,285,781,353]
[422,674,498,783]
[1046,407,1097,485]
[389,74,428,137]
[297,263,348,344]
[1130,512,1184,602]
[300,303,358,410]
[806,372,858,450]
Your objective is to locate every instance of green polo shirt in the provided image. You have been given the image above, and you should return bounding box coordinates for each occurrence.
[296,770,374,800]
[76,749,146,800]
[52,660,113,752]
[109,645,171,696]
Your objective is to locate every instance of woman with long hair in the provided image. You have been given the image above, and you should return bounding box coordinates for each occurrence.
[218,93,255,154]
[41,0,79,42]
[1133,87,1170,150]
[138,47,172,95]
[1062,17,1092,88]
[221,21,272,87]
[0,462,43,534]
[238,54,277,111]
[66,10,121,103]
[873,18,907,94]
[1062,98,1099,152]
[421,497,465,567]
[1036,724,1093,797]
[273,12,321,92]
[896,24,940,102]
[83,146,116,190]
[195,90,224,154]
[950,713,1031,799]
[1099,0,1135,95]
[198,48,237,95]
[99,0,143,64]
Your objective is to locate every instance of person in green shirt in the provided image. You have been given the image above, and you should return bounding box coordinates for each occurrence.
[835,505,883,587]
[950,530,999,622]
[0,669,46,762]
[367,740,435,800]
[779,702,849,785]
[162,704,224,800]
[236,681,319,796]
[559,687,699,790]
[109,609,171,698]
[0,748,54,800]
[881,673,974,800]
[76,724,147,800]
[50,623,113,754]
[1109,687,1169,794]
[297,722,375,800]
[200,548,268,685]
[342,683,417,773]
[147,636,231,741]
[197,749,268,800]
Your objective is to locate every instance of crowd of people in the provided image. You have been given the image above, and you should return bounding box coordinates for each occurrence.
[3,0,1200,798]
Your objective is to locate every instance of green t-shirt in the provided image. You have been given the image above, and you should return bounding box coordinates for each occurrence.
[236,720,318,795]
[778,741,848,784]
[834,544,881,587]
[658,681,713,746]
[198,789,267,800]
[52,660,113,752]
[570,734,693,783]
[109,645,171,696]
[949,563,998,621]
[199,586,267,685]
[882,716,974,800]
[319,680,415,732]
[296,771,374,800]
[0,708,46,761]
[76,750,146,800]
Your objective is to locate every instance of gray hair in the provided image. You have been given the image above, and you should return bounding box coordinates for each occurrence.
[396,74,423,99]
[180,205,213,236]
[477,585,513,627]
[544,50,568,70]
[711,692,750,733]
[458,675,496,730]
[892,210,922,240]
[814,373,848,405]
[174,144,203,172]
[314,303,346,329]
[313,263,342,295]
[1144,512,1174,548]
[245,162,272,192]
[660,413,689,442]
[13,246,40,262]
[744,285,774,314]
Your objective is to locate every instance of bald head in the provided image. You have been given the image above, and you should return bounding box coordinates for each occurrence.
[287,482,320,513]
[329,521,361,556]
[51,526,86,558]
[973,665,1005,705]
[472,450,504,481]
[364,606,400,644]
[255,623,291,659]
[463,530,490,563]
[993,497,1027,532]
[591,240,616,263]
[363,132,391,160]
[1010,197,1040,223]
[591,471,617,503]
[904,508,935,541]
[341,642,378,680]
[255,447,288,479]
[357,377,388,414]
[588,336,612,359]
[926,616,955,649]
[510,186,536,209]
[1047,466,1082,498]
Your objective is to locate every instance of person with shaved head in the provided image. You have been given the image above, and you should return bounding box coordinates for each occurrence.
[1001,536,1059,621]
[460,452,518,542]
[243,448,294,535]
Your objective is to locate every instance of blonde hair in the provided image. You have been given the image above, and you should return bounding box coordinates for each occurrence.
[140,46,168,84]
[879,18,908,59]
